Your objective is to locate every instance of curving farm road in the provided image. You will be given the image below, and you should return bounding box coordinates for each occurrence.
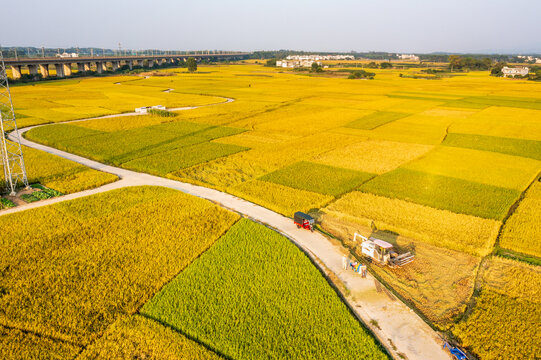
[4,96,451,360]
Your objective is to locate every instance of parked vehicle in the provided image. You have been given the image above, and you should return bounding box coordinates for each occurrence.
[294,212,314,231]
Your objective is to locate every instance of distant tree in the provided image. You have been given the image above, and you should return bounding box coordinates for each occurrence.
[187,58,197,72]
[380,62,393,69]
[449,55,462,72]
[311,62,323,72]
[348,70,375,79]
[491,62,507,77]
[266,59,277,67]
[366,62,378,69]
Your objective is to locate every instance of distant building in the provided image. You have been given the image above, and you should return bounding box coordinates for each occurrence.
[276,59,322,68]
[56,52,79,58]
[501,66,529,77]
[397,54,420,61]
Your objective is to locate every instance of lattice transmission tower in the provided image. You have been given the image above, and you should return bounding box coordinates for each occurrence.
[0,48,29,195]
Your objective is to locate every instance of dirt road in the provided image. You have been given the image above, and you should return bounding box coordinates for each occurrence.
[4,100,450,360]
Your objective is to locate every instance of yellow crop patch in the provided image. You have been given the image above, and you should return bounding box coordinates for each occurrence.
[313,139,433,174]
[405,146,541,190]
[322,191,500,256]
[229,179,333,216]
[449,106,541,141]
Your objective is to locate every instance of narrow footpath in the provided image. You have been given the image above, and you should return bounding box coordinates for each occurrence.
[4,103,450,360]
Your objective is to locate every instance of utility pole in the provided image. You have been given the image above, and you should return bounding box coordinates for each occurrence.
[41,46,45,58]
[0,49,29,195]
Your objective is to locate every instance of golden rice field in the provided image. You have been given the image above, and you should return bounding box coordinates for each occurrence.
[453,257,541,360]
[6,63,541,359]
[0,186,388,359]
[499,179,541,258]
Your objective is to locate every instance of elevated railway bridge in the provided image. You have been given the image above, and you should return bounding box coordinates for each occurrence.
[3,52,250,79]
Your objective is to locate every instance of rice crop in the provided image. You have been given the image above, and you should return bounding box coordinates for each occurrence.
[443,133,541,161]
[448,107,541,141]
[499,179,541,257]
[260,161,374,196]
[123,142,248,176]
[0,186,238,347]
[141,219,389,360]
[360,168,520,220]
[313,139,433,174]
[229,179,333,216]
[78,315,223,360]
[23,145,118,194]
[0,326,80,360]
[453,257,541,360]
[346,111,411,130]
[404,146,540,190]
[322,191,500,256]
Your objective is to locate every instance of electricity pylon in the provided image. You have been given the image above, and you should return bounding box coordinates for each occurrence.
[0,48,29,195]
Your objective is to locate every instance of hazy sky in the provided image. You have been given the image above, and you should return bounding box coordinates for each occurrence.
[3,0,540,53]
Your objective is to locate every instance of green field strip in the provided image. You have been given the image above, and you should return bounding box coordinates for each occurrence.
[259,161,375,196]
[387,94,455,102]
[122,142,249,176]
[141,219,389,360]
[345,111,412,130]
[359,168,520,220]
[443,133,541,161]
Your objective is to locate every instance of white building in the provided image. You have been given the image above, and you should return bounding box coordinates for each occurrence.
[501,66,529,77]
[56,52,79,58]
[397,54,420,61]
[276,59,322,68]
[135,105,166,113]
[285,54,354,61]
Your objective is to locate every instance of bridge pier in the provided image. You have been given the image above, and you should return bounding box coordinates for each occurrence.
[39,64,49,78]
[28,65,38,76]
[55,64,65,78]
[148,59,154,68]
[62,63,72,76]
[95,61,106,74]
[128,60,133,70]
[112,61,120,71]
[77,62,90,72]
[10,65,22,80]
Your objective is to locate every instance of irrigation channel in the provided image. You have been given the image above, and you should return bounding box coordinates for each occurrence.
[4,94,451,360]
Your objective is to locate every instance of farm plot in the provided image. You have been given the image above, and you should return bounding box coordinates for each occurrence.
[229,179,333,216]
[312,139,433,174]
[346,111,411,130]
[123,142,248,176]
[360,168,520,220]
[443,133,541,161]
[10,76,223,127]
[20,145,117,194]
[321,191,500,256]
[25,118,248,169]
[78,315,223,360]
[448,107,541,141]
[259,161,374,196]
[453,257,541,360]
[0,186,238,352]
[499,179,541,258]
[403,146,540,191]
[141,219,389,360]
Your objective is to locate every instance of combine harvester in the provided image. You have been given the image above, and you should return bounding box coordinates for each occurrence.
[354,233,415,268]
